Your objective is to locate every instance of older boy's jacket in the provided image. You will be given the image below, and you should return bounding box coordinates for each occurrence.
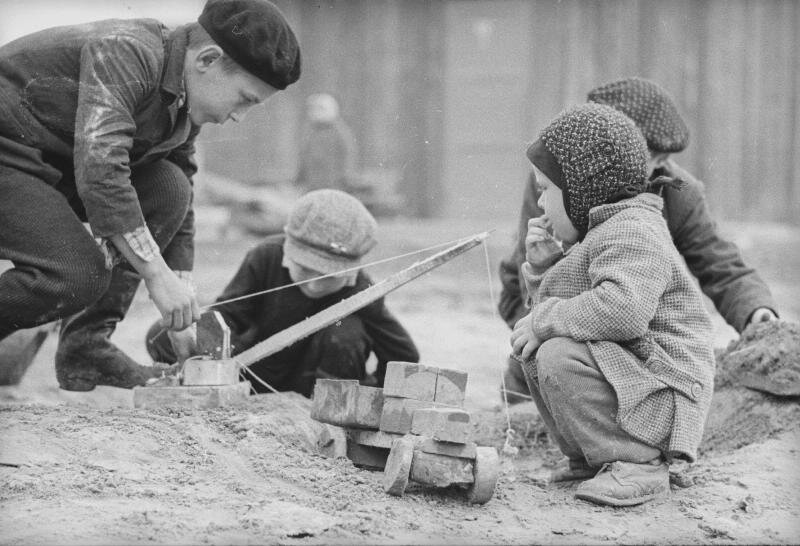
[0,19,198,270]
[501,161,776,332]
[523,193,715,461]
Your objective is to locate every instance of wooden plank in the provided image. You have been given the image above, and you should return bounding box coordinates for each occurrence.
[236,232,489,368]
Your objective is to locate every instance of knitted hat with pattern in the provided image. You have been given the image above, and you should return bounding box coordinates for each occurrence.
[587,77,689,153]
[283,189,377,275]
[527,103,649,238]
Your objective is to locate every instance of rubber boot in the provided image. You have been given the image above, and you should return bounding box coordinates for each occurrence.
[55,267,176,391]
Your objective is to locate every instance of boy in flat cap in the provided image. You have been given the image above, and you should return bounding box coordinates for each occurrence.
[0,0,301,390]
[498,77,777,403]
[146,189,420,397]
[510,103,715,507]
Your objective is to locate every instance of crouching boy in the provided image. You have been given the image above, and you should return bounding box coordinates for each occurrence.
[148,189,420,396]
[510,103,715,507]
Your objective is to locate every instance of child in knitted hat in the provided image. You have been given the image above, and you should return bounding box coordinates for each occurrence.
[498,76,777,404]
[148,189,419,396]
[509,103,715,507]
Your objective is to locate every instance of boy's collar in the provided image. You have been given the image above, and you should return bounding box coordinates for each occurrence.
[160,25,190,106]
[587,193,664,230]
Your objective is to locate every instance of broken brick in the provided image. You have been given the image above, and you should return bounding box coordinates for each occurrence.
[347,429,402,450]
[383,361,438,401]
[379,396,436,434]
[310,380,383,429]
[410,407,471,444]
[383,435,415,496]
[409,451,474,487]
[182,358,240,386]
[132,381,250,410]
[416,437,477,460]
[434,367,468,406]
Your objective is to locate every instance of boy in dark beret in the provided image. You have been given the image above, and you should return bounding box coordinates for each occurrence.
[146,189,420,397]
[499,77,777,403]
[0,0,301,391]
[510,103,715,506]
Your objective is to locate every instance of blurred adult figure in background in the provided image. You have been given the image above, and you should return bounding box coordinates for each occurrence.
[295,93,358,194]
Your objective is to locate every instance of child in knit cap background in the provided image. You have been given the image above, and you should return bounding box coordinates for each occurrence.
[499,77,778,404]
[509,103,715,507]
[147,189,419,397]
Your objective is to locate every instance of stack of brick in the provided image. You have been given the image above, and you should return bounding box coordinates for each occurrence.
[310,361,499,504]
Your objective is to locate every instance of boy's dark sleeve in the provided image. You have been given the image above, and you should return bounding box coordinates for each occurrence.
[73,34,160,238]
[162,124,201,272]
[498,170,545,328]
[214,247,267,351]
[665,170,777,333]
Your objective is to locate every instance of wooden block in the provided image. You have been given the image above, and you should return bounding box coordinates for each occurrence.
[409,451,474,487]
[379,396,436,434]
[435,367,468,406]
[310,380,383,429]
[410,407,471,444]
[182,358,240,386]
[346,441,389,470]
[416,437,477,460]
[133,381,250,409]
[196,310,231,359]
[383,361,438,401]
[347,429,402,449]
[383,435,415,496]
[466,446,500,504]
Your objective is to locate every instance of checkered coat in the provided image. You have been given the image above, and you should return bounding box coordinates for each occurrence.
[523,193,715,461]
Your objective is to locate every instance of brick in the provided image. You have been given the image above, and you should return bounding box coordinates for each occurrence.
[416,437,477,460]
[434,367,468,406]
[347,429,402,449]
[182,358,240,386]
[383,361,438,401]
[410,407,471,444]
[346,441,389,470]
[409,451,474,487]
[310,380,383,429]
[379,396,436,434]
[383,435,415,496]
[196,310,231,359]
[133,381,250,410]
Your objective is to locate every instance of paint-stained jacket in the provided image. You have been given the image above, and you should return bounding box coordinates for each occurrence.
[0,19,198,270]
[522,193,715,461]
[500,160,776,333]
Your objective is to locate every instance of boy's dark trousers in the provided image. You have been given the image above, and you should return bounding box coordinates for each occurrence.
[0,158,191,390]
[147,314,373,397]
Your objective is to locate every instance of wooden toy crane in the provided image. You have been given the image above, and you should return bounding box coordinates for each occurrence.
[133,232,490,410]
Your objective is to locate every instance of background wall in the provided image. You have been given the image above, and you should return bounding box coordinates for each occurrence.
[3,0,798,223]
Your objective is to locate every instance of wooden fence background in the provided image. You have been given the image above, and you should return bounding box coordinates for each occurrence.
[200,0,799,224]
[2,0,797,222]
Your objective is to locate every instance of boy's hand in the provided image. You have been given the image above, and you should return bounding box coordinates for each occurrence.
[510,312,542,361]
[167,325,197,363]
[525,216,562,272]
[145,266,201,331]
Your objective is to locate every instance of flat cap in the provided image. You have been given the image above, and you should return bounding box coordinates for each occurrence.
[199,0,301,90]
[587,77,688,153]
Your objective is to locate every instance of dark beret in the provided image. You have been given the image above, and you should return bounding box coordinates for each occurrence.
[587,77,689,154]
[198,0,301,90]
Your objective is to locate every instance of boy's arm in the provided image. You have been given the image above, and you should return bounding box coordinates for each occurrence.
[74,34,197,329]
[530,225,671,342]
[664,168,777,332]
[498,170,545,327]
[161,123,202,274]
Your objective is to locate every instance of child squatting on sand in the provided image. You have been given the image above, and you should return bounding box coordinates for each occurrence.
[509,103,716,507]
